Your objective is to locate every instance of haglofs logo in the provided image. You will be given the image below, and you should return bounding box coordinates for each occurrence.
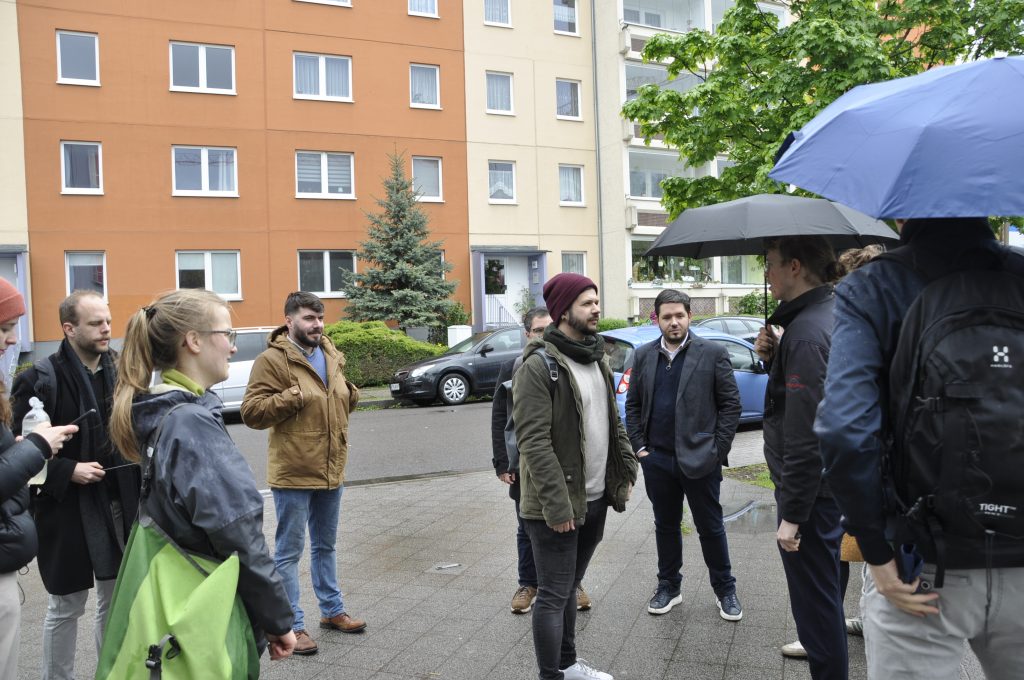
[990,345,1012,369]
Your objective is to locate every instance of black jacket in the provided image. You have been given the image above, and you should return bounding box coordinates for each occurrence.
[762,285,834,525]
[0,425,49,573]
[491,357,524,501]
[624,334,741,479]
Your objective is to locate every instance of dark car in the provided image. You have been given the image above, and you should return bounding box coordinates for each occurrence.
[692,315,764,344]
[389,326,527,406]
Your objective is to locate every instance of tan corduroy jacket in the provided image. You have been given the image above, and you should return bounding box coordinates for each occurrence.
[241,326,359,489]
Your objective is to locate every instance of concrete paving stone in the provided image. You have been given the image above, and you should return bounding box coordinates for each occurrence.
[782,659,815,679]
[379,647,445,677]
[723,663,784,680]
[727,641,786,671]
[671,640,732,665]
[433,656,502,679]
[734,608,791,630]
[664,660,728,680]
[315,640,400,672]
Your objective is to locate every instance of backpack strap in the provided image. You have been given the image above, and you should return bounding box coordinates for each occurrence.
[140,403,190,504]
[534,348,558,397]
[33,355,59,419]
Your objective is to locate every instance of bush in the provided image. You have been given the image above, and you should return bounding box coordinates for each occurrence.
[325,320,444,387]
[733,290,778,317]
[597,318,629,332]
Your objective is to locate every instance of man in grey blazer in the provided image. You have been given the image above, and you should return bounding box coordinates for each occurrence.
[625,289,742,620]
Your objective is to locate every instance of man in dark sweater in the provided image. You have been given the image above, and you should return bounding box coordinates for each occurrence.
[624,289,742,620]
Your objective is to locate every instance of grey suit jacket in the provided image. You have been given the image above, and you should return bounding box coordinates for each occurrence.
[624,335,741,479]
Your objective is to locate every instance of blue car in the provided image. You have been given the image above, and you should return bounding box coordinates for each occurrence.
[599,325,767,425]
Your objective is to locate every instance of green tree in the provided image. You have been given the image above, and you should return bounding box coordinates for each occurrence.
[622,0,1024,219]
[346,152,458,329]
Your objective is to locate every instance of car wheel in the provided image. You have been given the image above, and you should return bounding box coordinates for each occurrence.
[438,373,469,405]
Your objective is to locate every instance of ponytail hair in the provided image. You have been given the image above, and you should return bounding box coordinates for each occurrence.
[110,289,228,461]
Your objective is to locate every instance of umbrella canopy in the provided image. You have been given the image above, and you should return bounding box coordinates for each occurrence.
[769,55,1024,219]
[644,193,897,259]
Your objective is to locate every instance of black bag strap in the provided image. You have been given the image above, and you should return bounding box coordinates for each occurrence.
[145,634,181,680]
[140,403,189,503]
[534,348,558,396]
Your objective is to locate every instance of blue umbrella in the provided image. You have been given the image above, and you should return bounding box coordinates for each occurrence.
[770,55,1024,219]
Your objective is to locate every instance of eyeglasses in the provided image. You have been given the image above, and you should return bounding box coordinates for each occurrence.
[201,329,237,347]
[529,326,547,334]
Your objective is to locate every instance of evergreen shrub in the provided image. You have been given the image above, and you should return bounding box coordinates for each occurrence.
[325,320,443,387]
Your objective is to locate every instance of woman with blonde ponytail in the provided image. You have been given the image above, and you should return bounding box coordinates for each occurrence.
[108,289,295,662]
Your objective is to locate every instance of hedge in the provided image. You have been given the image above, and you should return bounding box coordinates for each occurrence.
[325,320,444,387]
[596,318,629,332]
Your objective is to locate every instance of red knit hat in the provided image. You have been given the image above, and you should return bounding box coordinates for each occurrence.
[542,273,598,325]
[0,278,25,325]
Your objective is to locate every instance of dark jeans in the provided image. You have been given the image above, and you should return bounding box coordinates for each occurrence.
[523,498,608,680]
[515,498,538,587]
[776,492,848,680]
[639,450,736,597]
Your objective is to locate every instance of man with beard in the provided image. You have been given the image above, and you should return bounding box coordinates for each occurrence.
[513,273,638,680]
[12,290,138,680]
[624,289,742,621]
[242,292,363,657]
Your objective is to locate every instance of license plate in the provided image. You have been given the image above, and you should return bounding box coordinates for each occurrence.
[389,383,400,391]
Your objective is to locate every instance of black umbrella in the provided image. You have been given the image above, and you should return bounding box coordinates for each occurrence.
[644,193,898,322]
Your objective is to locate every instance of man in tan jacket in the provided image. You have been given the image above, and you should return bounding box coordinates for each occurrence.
[241,292,362,656]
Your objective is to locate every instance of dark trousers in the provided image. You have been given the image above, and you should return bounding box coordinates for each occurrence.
[640,450,736,597]
[523,499,608,680]
[776,492,848,680]
[514,498,538,587]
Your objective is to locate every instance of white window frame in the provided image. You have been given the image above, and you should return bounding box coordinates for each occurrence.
[293,52,353,102]
[484,0,512,27]
[488,160,517,204]
[171,146,238,197]
[553,0,579,36]
[485,71,514,115]
[297,250,356,298]
[169,41,236,95]
[412,156,443,202]
[56,30,100,86]
[175,250,242,300]
[408,0,439,18]
[561,251,586,275]
[558,164,585,206]
[555,78,582,120]
[64,251,108,298]
[409,63,441,109]
[294,0,351,5]
[294,151,355,199]
[60,141,103,195]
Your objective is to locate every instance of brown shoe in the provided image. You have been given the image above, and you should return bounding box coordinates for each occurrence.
[293,630,318,656]
[576,584,592,611]
[319,613,367,633]
[510,585,538,614]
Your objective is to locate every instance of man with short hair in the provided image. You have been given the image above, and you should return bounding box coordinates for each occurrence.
[242,292,363,657]
[513,273,638,680]
[12,290,139,680]
[624,289,743,621]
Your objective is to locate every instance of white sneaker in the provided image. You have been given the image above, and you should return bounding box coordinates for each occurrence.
[781,640,807,658]
[560,658,613,680]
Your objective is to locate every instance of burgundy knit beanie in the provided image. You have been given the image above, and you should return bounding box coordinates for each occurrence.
[542,273,598,325]
[0,278,25,325]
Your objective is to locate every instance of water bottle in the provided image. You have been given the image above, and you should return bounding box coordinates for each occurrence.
[22,397,50,485]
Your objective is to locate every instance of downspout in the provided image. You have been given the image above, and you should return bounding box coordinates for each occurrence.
[589,2,605,296]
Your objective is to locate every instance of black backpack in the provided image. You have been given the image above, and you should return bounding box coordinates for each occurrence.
[884,243,1024,586]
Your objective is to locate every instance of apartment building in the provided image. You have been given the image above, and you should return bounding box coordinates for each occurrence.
[15,0,470,345]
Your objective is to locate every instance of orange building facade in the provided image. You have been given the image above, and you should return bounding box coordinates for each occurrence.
[16,0,470,344]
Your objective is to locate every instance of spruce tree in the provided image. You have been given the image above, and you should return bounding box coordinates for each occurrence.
[346,152,457,329]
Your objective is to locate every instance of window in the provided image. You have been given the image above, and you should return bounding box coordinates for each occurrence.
[625,63,703,101]
[488,161,516,203]
[296,151,354,198]
[623,0,705,32]
[56,31,99,86]
[65,252,106,297]
[486,71,513,114]
[562,252,586,275]
[757,2,787,26]
[170,42,234,94]
[295,0,351,5]
[553,0,578,34]
[410,64,440,108]
[412,156,442,201]
[60,142,102,194]
[555,79,581,119]
[631,238,711,283]
[294,52,352,101]
[176,251,241,298]
[298,250,355,296]
[172,146,237,197]
[409,0,438,17]
[714,338,760,372]
[628,149,693,199]
[484,0,511,26]
[558,164,584,205]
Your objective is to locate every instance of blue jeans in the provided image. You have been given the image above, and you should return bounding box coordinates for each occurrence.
[272,486,345,632]
[514,498,538,588]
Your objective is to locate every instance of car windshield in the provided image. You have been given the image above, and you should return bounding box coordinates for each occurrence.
[444,331,494,355]
[603,337,635,374]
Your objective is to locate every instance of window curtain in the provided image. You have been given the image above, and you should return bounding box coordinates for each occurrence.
[410,66,437,105]
[559,166,582,203]
[562,253,585,274]
[556,81,578,116]
[211,253,238,295]
[489,163,514,200]
[65,144,99,189]
[409,0,436,13]
[294,54,319,95]
[486,73,511,111]
[485,0,509,23]
[413,158,440,197]
[326,154,352,194]
[296,153,323,193]
[68,253,104,294]
[324,57,349,98]
[553,0,576,31]
[207,149,235,192]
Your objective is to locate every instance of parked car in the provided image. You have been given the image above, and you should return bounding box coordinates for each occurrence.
[389,326,527,406]
[599,325,767,424]
[692,315,764,344]
[209,326,277,414]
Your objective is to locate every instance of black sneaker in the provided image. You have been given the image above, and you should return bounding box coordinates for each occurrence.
[647,580,682,615]
[717,592,743,621]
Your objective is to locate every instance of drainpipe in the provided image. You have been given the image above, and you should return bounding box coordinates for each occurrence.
[590,2,606,296]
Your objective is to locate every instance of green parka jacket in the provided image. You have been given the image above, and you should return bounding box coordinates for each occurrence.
[511,338,638,526]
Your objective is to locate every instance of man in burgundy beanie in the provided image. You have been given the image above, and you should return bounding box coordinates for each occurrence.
[542,273,597,327]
